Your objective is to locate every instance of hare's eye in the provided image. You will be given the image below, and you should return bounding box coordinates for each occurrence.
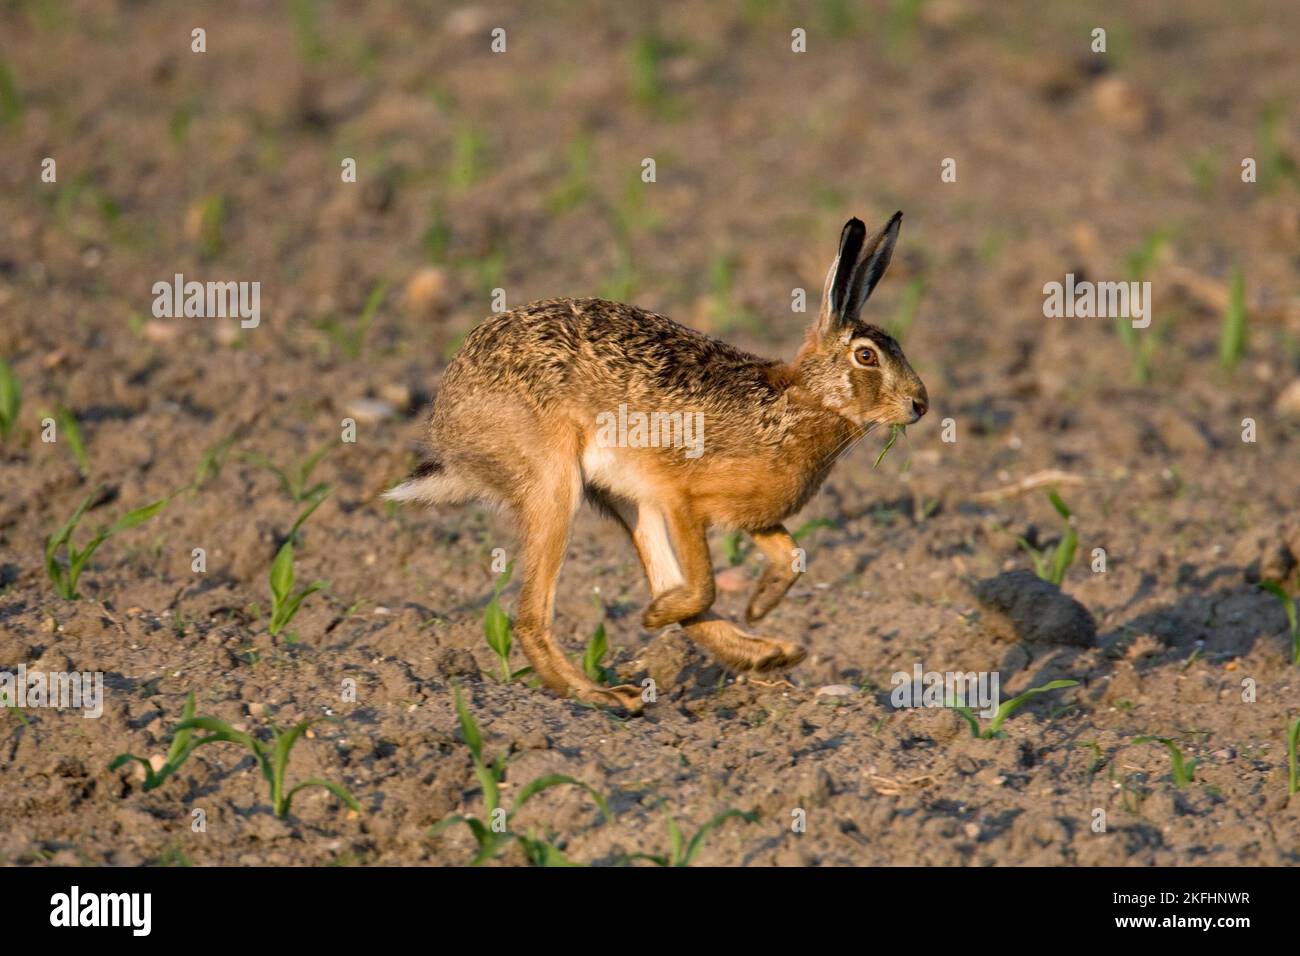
[853,346,878,368]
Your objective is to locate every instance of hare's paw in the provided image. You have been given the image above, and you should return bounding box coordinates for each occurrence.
[576,683,646,716]
[682,617,806,674]
[744,564,799,624]
[744,636,807,673]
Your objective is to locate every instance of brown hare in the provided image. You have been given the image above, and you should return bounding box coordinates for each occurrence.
[387,213,928,713]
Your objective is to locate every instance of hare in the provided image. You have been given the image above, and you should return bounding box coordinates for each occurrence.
[387,213,928,713]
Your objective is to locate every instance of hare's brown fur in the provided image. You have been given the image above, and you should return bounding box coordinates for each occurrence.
[388,214,928,713]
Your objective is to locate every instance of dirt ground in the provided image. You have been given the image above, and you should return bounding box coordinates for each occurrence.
[2,1,1300,866]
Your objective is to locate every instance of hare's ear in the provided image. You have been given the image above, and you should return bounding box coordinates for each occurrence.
[818,212,902,337]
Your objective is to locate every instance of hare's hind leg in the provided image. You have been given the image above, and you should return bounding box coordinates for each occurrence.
[627,501,806,674]
[512,465,645,715]
[744,525,801,624]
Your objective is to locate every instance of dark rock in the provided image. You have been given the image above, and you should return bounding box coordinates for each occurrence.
[970,570,1096,647]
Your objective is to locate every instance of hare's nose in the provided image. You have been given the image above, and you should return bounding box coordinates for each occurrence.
[911,397,928,419]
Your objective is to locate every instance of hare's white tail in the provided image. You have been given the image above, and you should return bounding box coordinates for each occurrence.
[383,456,478,506]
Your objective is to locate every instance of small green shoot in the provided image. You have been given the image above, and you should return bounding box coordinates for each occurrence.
[1258,101,1299,192]
[174,713,359,819]
[45,489,169,599]
[448,124,487,193]
[1015,490,1078,586]
[268,497,330,637]
[1133,735,1198,788]
[1,689,32,728]
[721,530,749,567]
[193,430,240,490]
[626,807,758,867]
[0,357,20,441]
[548,131,594,214]
[429,684,611,865]
[953,680,1079,739]
[55,406,88,475]
[109,693,198,790]
[874,424,905,468]
[792,518,837,542]
[197,194,226,260]
[484,561,530,681]
[1218,268,1248,373]
[0,58,21,127]
[582,620,615,685]
[706,254,756,333]
[241,444,331,503]
[1260,580,1299,665]
[1118,231,1170,384]
[887,276,924,343]
[317,280,388,360]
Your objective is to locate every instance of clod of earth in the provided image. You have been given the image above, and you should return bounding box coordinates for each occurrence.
[969,570,1097,647]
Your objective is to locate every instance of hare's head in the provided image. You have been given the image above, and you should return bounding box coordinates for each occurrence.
[795,213,928,428]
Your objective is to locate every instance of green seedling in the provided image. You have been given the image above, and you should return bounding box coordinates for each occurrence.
[109,693,198,790]
[175,713,358,819]
[1259,580,1299,665]
[1133,735,1197,788]
[241,444,331,503]
[1218,268,1248,373]
[792,518,837,542]
[448,124,487,193]
[884,0,925,57]
[1,690,32,728]
[1117,231,1170,384]
[582,621,616,685]
[1287,718,1299,796]
[874,423,906,468]
[196,194,226,260]
[317,280,388,360]
[51,406,88,475]
[1077,740,1107,775]
[953,679,1079,739]
[598,241,639,301]
[1188,149,1219,198]
[1258,101,1299,192]
[289,0,327,63]
[1015,490,1078,586]
[628,30,679,116]
[483,561,530,681]
[548,131,594,214]
[625,807,758,867]
[887,276,924,343]
[268,496,330,637]
[721,530,749,567]
[193,430,240,490]
[0,357,19,441]
[422,199,452,264]
[706,254,757,334]
[0,58,20,127]
[611,168,661,240]
[429,684,611,865]
[45,488,169,599]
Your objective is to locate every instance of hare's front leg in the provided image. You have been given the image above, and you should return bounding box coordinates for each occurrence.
[511,472,644,714]
[744,525,801,624]
[635,502,806,673]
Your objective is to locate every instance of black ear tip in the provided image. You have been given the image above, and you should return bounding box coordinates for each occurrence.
[889,210,904,227]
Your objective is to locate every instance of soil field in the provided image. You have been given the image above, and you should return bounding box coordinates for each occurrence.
[2,0,1300,866]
